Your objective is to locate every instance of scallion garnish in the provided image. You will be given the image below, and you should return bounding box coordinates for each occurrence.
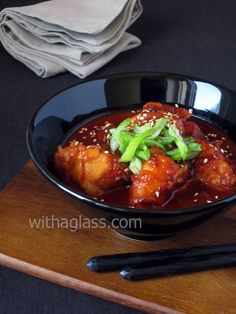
[168,124,188,160]
[129,157,142,174]
[147,117,168,139]
[110,118,131,152]
[119,131,150,162]
[166,143,202,161]
[136,149,151,161]
[109,114,202,174]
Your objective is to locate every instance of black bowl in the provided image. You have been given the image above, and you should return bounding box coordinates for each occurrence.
[27,72,236,240]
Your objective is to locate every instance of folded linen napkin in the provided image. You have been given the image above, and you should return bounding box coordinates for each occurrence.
[0,0,142,78]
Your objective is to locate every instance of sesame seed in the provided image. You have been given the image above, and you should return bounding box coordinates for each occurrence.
[194,192,199,196]
[215,195,219,199]
[175,104,179,108]
[206,200,212,203]
[193,199,198,202]
[203,158,208,164]
[124,168,129,172]
[155,191,160,198]
[189,108,193,114]
[104,123,111,128]
[221,148,224,154]
[104,150,109,154]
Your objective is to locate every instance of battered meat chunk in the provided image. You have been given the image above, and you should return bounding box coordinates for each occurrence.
[129,147,189,207]
[183,121,205,139]
[194,139,236,191]
[143,102,192,120]
[54,140,130,196]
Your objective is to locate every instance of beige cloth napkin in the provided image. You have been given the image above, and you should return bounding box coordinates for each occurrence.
[0,0,142,78]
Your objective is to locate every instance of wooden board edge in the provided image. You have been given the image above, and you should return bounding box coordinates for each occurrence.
[0,253,183,314]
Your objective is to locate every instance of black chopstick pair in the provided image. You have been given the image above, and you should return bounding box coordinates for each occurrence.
[87,243,236,281]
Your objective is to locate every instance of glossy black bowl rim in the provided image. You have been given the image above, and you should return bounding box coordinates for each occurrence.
[26,71,236,217]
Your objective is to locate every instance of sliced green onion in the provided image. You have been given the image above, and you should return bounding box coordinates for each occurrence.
[162,129,171,137]
[158,136,175,145]
[110,118,131,152]
[121,131,134,143]
[166,148,181,160]
[143,139,166,151]
[118,131,134,154]
[119,132,149,163]
[143,138,158,147]
[129,157,142,174]
[168,124,188,160]
[136,150,151,161]
[139,144,149,151]
[186,143,202,159]
[133,122,152,134]
[167,143,202,161]
[147,118,169,139]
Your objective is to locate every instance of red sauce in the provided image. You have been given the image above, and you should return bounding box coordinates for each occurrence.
[65,109,236,210]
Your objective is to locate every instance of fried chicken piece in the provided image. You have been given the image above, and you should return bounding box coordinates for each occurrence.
[183,121,205,139]
[54,140,130,196]
[194,139,236,191]
[143,102,192,120]
[129,147,189,207]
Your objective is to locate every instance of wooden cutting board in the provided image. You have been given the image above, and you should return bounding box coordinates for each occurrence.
[0,161,236,314]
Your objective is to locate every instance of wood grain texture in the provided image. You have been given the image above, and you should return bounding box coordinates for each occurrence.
[0,161,236,314]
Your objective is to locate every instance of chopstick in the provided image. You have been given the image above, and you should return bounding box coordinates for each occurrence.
[87,243,236,272]
[120,252,236,281]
